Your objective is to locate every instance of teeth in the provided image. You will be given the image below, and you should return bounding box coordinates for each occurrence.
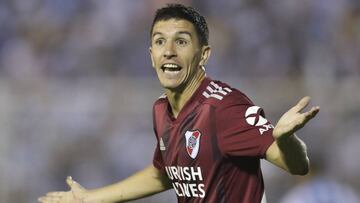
[164,69,180,73]
[163,64,179,68]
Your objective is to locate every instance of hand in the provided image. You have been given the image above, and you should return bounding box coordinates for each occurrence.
[273,96,320,139]
[38,176,88,203]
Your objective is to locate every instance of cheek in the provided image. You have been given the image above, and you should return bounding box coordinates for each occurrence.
[189,52,201,66]
[151,54,161,68]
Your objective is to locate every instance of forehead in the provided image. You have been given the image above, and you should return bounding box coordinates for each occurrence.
[152,19,196,36]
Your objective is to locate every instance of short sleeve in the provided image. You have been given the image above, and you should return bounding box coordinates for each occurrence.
[152,142,165,173]
[216,102,275,158]
[152,104,166,173]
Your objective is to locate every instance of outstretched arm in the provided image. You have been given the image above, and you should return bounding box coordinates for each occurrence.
[266,96,320,175]
[38,165,172,203]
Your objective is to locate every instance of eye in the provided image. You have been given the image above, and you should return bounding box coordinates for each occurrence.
[154,38,165,46]
[176,38,188,46]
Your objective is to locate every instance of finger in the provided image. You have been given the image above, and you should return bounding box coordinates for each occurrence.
[38,196,61,203]
[46,191,66,197]
[39,192,65,202]
[38,191,65,203]
[38,197,48,203]
[292,96,311,112]
[66,176,83,190]
[304,106,320,120]
[66,176,75,189]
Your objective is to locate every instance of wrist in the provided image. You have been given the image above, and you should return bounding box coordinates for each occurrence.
[273,126,294,140]
[275,133,295,144]
[83,188,125,203]
[82,190,107,203]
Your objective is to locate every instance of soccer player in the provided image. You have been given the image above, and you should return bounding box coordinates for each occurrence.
[38,4,320,203]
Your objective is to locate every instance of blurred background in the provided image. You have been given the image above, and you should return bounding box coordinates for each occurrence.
[0,0,360,202]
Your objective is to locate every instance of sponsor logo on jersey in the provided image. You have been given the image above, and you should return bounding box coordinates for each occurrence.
[202,81,232,100]
[165,166,205,198]
[245,106,274,135]
[185,130,202,159]
[159,137,166,151]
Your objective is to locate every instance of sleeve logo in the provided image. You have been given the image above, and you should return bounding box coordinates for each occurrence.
[185,130,202,159]
[159,137,166,151]
[245,106,274,135]
[202,81,232,100]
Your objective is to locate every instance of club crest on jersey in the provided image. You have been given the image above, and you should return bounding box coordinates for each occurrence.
[185,130,202,159]
[245,106,274,135]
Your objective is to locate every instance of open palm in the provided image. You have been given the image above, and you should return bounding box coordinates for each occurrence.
[38,176,87,203]
[273,96,320,139]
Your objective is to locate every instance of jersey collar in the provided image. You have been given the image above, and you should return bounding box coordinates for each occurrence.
[166,77,212,123]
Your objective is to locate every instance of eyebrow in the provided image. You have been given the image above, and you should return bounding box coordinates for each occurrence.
[152,31,193,38]
[178,31,192,38]
[152,32,162,38]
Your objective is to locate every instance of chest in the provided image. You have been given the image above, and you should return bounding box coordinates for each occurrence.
[156,105,222,167]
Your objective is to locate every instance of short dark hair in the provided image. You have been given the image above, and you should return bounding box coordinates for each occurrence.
[150,4,209,46]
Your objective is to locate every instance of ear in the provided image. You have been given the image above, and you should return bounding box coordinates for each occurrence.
[199,45,211,67]
[149,47,155,68]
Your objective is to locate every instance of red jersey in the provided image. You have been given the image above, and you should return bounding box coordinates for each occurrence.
[152,77,275,203]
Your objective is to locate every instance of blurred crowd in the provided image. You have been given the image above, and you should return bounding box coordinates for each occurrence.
[0,0,359,202]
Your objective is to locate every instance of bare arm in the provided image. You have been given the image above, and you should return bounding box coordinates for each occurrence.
[38,165,172,203]
[86,165,172,202]
[266,96,320,175]
[266,133,310,175]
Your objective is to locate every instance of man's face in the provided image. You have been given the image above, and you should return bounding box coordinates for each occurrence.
[150,19,208,91]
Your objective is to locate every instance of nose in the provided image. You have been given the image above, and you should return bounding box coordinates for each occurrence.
[163,42,177,58]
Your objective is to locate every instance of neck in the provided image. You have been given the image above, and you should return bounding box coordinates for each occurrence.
[166,70,206,118]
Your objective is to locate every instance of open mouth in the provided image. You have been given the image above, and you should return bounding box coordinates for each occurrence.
[161,63,182,72]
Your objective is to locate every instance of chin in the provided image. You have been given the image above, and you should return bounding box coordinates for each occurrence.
[159,80,184,91]
[160,82,180,90]
[158,76,184,90]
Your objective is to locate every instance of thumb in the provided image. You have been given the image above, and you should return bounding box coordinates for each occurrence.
[66,176,83,191]
[292,96,311,112]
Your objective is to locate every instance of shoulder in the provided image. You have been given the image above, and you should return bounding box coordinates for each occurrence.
[152,93,168,112]
[202,79,254,109]
[153,93,167,105]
